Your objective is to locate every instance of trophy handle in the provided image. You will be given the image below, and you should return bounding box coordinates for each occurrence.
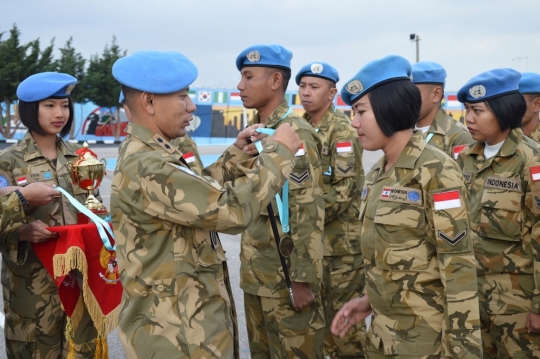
[100,158,107,169]
[66,161,77,184]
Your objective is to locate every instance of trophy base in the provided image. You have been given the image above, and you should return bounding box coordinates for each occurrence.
[78,209,109,224]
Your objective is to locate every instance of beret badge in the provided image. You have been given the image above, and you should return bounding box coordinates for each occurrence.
[346,80,363,95]
[247,51,261,63]
[310,63,324,74]
[469,85,486,99]
[65,84,76,95]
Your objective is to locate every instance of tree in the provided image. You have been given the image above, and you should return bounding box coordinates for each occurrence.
[0,24,55,138]
[84,36,125,140]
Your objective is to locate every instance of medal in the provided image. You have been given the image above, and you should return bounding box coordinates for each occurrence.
[279,235,294,257]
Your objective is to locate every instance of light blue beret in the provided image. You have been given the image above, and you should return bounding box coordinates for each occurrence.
[236,44,292,71]
[340,55,411,106]
[411,61,446,85]
[457,68,521,103]
[112,50,198,94]
[519,72,540,94]
[17,72,77,102]
[295,61,339,85]
[118,91,124,103]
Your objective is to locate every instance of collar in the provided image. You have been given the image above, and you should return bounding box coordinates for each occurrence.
[251,100,290,128]
[304,104,335,131]
[371,131,426,177]
[22,131,78,162]
[426,107,448,135]
[468,127,522,158]
[124,123,178,154]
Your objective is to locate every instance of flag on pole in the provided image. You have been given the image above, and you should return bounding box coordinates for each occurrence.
[214,92,228,103]
[198,91,211,102]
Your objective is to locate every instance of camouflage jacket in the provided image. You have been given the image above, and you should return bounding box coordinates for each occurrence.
[527,122,540,144]
[303,104,364,256]
[0,131,87,293]
[214,100,325,298]
[170,134,204,174]
[360,132,481,358]
[424,108,473,160]
[0,192,25,234]
[457,128,540,314]
[111,122,296,299]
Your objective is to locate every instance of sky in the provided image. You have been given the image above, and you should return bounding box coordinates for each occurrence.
[5,0,539,93]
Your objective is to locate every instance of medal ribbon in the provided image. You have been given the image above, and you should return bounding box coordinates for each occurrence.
[55,186,116,251]
[426,132,434,143]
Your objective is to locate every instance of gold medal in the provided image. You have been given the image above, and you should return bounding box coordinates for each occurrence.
[279,235,294,257]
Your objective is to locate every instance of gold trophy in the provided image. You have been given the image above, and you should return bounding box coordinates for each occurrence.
[66,142,108,224]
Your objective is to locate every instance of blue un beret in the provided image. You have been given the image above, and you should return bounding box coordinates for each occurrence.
[457,68,521,103]
[112,50,198,94]
[519,72,540,94]
[17,72,77,102]
[236,44,292,71]
[341,55,411,106]
[295,61,339,85]
[411,61,446,85]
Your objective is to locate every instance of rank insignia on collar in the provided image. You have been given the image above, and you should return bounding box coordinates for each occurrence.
[152,134,174,154]
[438,229,467,246]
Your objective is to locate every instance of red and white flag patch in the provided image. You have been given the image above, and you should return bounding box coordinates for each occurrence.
[433,190,461,210]
[336,141,352,153]
[16,176,27,185]
[182,152,196,164]
[453,145,467,159]
[381,187,391,198]
[295,144,305,157]
[531,166,540,182]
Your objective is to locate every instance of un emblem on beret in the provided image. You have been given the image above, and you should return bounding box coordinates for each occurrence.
[247,51,261,63]
[469,85,486,99]
[311,63,324,74]
[346,80,363,94]
[65,84,76,94]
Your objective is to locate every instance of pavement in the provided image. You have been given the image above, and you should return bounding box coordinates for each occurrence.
[0,142,383,358]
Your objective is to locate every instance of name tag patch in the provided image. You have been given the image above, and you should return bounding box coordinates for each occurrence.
[484,176,521,192]
[379,186,422,204]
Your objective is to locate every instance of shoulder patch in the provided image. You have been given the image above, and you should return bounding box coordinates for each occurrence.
[438,229,467,246]
[182,151,196,164]
[0,175,9,188]
[433,190,461,210]
[453,145,468,159]
[152,134,175,154]
[484,176,521,192]
[336,141,352,153]
[530,165,540,182]
[380,186,423,204]
[295,143,305,157]
[290,169,310,184]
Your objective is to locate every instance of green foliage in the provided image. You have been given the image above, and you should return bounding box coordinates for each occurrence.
[54,37,86,103]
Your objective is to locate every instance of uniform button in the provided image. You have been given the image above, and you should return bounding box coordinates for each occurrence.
[301,272,307,279]
[13,206,19,213]
[140,291,148,297]
[265,144,275,151]
[9,244,16,250]
[316,273,321,279]
[156,285,165,292]
[453,346,461,354]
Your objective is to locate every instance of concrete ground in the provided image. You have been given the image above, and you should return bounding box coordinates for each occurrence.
[0,141,383,358]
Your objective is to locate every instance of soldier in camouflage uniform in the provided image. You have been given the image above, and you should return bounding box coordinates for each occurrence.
[233,45,326,359]
[331,55,482,359]
[456,69,540,358]
[0,183,60,234]
[0,73,99,358]
[412,61,473,160]
[296,61,366,358]
[519,72,540,143]
[110,50,301,359]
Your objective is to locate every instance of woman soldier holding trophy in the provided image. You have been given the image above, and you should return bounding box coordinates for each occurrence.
[0,72,99,358]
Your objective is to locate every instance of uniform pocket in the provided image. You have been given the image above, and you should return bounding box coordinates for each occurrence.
[480,188,522,241]
[373,201,428,270]
[191,229,226,272]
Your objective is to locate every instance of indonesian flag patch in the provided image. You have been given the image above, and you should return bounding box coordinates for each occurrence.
[295,144,305,157]
[381,187,391,198]
[433,190,461,210]
[531,165,540,182]
[336,141,352,153]
[453,145,468,159]
[16,176,27,185]
[182,152,196,164]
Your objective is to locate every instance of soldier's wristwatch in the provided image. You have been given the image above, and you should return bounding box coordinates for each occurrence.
[14,189,29,207]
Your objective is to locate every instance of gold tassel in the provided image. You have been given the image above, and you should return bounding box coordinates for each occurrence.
[94,335,102,359]
[65,317,76,359]
[101,337,108,359]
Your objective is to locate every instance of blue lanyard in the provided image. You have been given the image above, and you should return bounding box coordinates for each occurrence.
[55,186,116,251]
[426,132,434,143]
[253,108,292,233]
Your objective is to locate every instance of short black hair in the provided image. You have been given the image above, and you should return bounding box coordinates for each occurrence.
[121,85,139,108]
[486,92,526,131]
[368,79,421,137]
[18,97,74,138]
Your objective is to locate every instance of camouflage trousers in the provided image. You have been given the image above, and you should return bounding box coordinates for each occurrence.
[322,254,366,358]
[365,339,441,359]
[2,273,97,359]
[479,272,540,359]
[118,262,239,359]
[244,292,325,359]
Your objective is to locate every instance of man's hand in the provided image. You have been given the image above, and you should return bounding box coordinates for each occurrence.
[291,281,315,311]
[234,124,266,155]
[331,295,372,338]
[19,183,60,206]
[526,311,540,333]
[271,124,300,154]
[18,220,58,243]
